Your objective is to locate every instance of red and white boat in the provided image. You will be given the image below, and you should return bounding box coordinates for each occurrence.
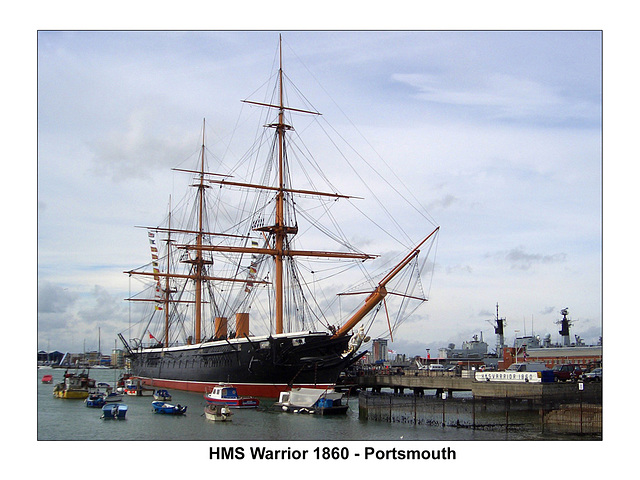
[123,378,155,396]
[204,383,259,408]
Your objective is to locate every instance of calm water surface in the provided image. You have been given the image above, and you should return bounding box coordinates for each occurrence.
[37,368,566,442]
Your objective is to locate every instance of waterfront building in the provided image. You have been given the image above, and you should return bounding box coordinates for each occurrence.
[523,345,602,368]
[111,349,125,368]
[37,350,65,365]
[499,345,602,370]
[371,338,388,363]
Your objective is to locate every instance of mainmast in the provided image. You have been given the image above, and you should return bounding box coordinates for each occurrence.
[233,36,371,335]
[274,35,286,334]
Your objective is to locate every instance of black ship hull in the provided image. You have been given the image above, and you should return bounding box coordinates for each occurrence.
[127,331,357,398]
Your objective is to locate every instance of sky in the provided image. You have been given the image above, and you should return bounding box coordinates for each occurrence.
[34,30,604,358]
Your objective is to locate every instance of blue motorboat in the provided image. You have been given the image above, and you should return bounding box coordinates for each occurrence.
[151,401,187,415]
[153,389,172,401]
[101,403,128,419]
[85,393,106,408]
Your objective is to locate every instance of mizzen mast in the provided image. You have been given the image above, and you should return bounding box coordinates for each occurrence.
[163,201,172,347]
[193,119,210,343]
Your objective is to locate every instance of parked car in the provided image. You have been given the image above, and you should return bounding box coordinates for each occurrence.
[552,364,583,382]
[582,367,602,382]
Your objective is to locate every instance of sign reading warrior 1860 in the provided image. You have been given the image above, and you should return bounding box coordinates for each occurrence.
[475,371,544,383]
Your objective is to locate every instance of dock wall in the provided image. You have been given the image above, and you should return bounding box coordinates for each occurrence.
[351,372,602,437]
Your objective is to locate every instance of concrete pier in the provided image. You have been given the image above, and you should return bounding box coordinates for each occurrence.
[350,372,602,403]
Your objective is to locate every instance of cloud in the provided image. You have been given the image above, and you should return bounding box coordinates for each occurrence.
[539,306,556,315]
[445,264,473,275]
[391,72,599,124]
[77,285,126,325]
[38,282,78,314]
[427,194,457,210]
[486,246,567,270]
[88,109,199,182]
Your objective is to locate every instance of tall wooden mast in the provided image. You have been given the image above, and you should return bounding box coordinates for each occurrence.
[164,200,172,347]
[274,35,286,334]
[194,119,207,343]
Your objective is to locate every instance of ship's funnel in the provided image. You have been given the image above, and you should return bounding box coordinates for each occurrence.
[235,313,249,338]
[214,317,228,339]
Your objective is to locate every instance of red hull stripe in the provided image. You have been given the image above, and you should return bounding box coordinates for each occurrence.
[133,377,335,399]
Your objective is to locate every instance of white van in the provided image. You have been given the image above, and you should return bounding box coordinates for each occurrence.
[428,363,445,371]
[506,362,548,372]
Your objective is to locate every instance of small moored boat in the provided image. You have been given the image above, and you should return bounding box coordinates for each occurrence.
[124,379,155,396]
[152,401,187,415]
[115,372,133,394]
[204,384,259,409]
[104,392,123,403]
[85,393,106,407]
[153,389,172,401]
[204,404,233,422]
[275,387,348,415]
[42,374,53,384]
[101,403,128,419]
[53,371,95,399]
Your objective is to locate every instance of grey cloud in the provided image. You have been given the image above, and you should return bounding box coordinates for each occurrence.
[78,285,126,326]
[446,264,473,274]
[88,110,196,183]
[38,282,78,314]
[428,194,457,210]
[487,246,567,270]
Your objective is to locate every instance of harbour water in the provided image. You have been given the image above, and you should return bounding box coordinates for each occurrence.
[37,367,590,442]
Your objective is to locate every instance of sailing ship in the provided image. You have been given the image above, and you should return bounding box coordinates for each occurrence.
[119,37,439,398]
